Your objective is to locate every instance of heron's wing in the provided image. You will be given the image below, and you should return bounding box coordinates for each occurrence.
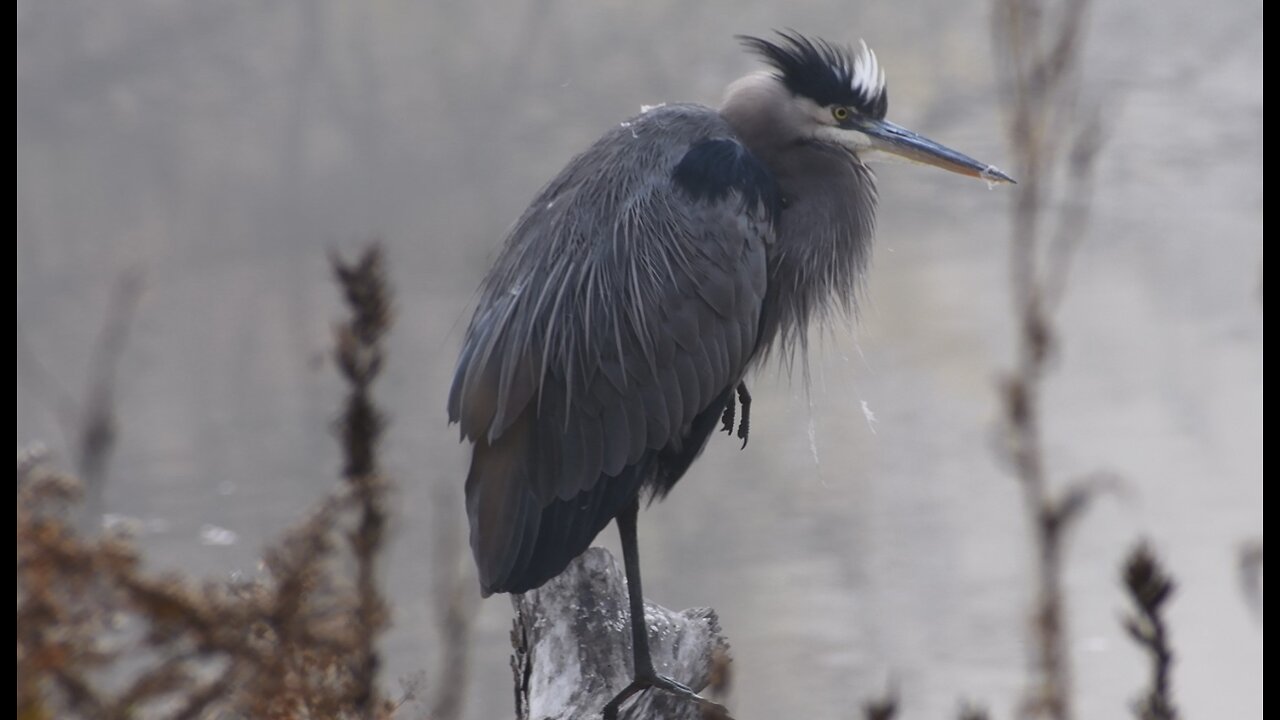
[448,105,777,593]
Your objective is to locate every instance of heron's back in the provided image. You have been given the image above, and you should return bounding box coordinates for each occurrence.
[450,104,776,595]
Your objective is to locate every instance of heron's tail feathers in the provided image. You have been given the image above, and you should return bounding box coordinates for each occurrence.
[465,409,646,595]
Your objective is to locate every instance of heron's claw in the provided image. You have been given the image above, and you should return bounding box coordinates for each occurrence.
[735,382,751,448]
[720,394,735,435]
[601,673,732,720]
[719,382,752,449]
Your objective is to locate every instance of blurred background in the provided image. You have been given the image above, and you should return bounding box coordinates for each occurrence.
[17,1,1261,718]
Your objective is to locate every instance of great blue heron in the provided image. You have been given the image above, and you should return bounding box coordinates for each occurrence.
[449,31,1012,717]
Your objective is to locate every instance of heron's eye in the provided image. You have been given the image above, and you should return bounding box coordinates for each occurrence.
[832,106,851,122]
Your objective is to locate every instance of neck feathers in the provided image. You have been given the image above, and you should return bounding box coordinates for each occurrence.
[719,74,878,367]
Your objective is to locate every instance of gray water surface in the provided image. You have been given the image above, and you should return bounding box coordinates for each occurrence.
[18,2,1261,718]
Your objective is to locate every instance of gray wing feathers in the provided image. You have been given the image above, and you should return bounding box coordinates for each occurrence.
[451,105,771,592]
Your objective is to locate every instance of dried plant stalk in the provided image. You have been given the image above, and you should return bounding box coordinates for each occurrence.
[17,242,404,719]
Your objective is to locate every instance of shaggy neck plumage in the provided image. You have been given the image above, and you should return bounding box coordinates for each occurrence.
[720,76,878,367]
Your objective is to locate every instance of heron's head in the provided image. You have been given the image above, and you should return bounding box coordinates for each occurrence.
[726,31,1014,185]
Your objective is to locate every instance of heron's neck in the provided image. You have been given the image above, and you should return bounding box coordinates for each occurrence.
[720,74,878,362]
[719,74,793,163]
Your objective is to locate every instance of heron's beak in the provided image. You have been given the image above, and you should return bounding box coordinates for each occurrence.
[858,119,1015,184]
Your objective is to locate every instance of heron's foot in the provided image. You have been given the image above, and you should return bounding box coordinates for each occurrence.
[734,382,751,448]
[719,382,752,449]
[601,672,731,719]
[719,393,736,435]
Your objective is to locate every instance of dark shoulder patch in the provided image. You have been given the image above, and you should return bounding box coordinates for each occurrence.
[673,139,781,224]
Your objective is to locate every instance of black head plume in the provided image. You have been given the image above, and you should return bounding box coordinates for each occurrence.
[738,31,889,119]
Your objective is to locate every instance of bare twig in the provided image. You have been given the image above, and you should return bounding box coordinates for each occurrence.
[331,243,395,716]
[428,576,477,720]
[862,686,899,720]
[1121,542,1180,720]
[1236,538,1263,620]
[426,458,478,720]
[17,242,403,719]
[77,268,145,495]
[17,268,145,534]
[992,0,1105,718]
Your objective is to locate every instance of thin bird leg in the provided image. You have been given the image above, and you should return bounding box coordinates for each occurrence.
[735,382,751,448]
[720,392,736,435]
[602,499,731,720]
[720,383,751,447]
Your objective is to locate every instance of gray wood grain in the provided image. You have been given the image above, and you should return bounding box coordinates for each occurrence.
[511,548,730,720]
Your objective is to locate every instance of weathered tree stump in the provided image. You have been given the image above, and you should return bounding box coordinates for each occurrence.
[511,547,731,719]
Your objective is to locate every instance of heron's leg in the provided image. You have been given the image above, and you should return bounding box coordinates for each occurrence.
[720,393,736,435]
[720,382,751,447]
[618,497,656,678]
[735,382,751,448]
[602,499,731,719]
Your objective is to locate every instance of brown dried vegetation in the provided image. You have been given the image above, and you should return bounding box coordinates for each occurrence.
[16,244,410,720]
